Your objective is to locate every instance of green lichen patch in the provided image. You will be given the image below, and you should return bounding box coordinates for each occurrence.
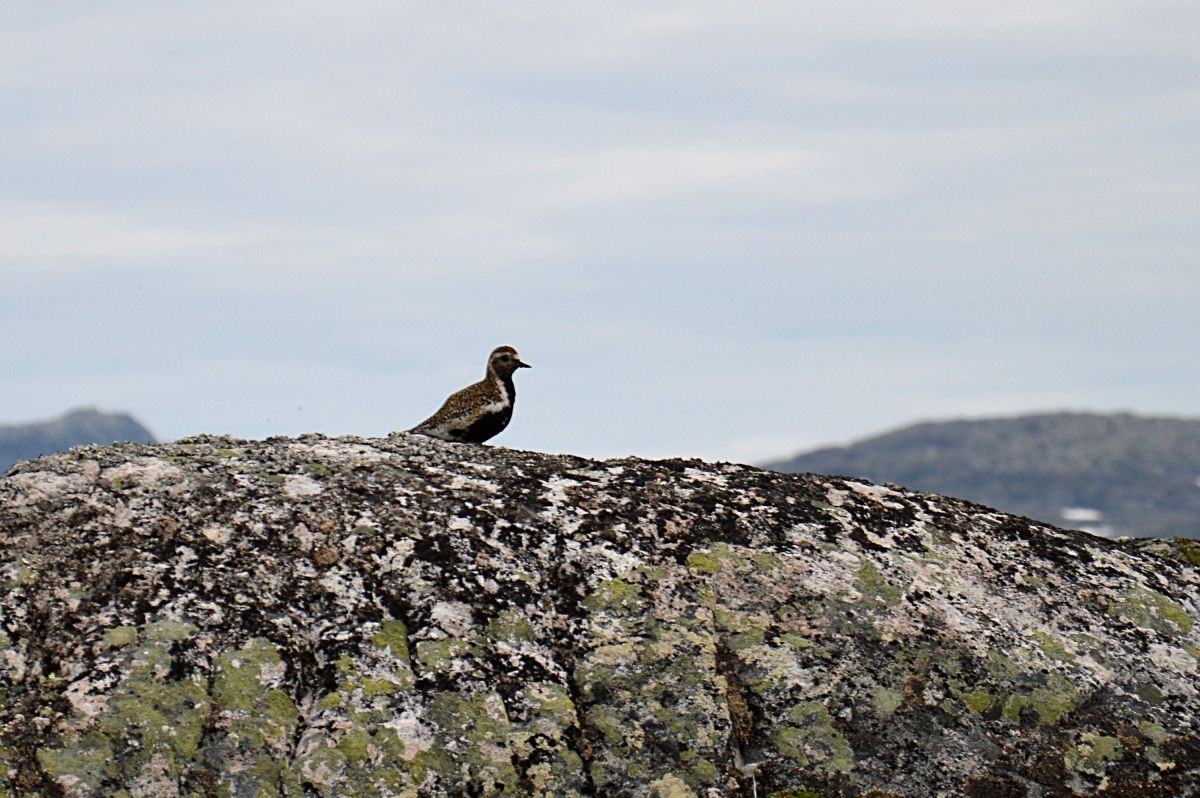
[1136,682,1165,705]
[650,773,699,797]
[143,619,198,642]
[415,638,477,672]
[1064,733,1123,775]
[1138,721,1177,772]
[37,626,212,796]
[422,691,520,791]
[362,677,405,695]
[752,552,782,571]
[336,728,372,762]
[959,690,992,715]
[37,733,117,797]
[1001,676,1078,725]
[371,619,411,661]
[99,625,139,649]
[487,608,535,642]
[1178,538,1200,566]
[855,560,903,608]
[214,639,286,712]
[685,551,723,574]
[205,638,303,795]
[727,628,766,651]
[773,702,854,774]
[576,607,727,794]
[1031,630,1073,661]
[986,650,1023,680]
[871,687,903,717]
[685,542,755,576]
[1108,587,1193,634]
[583,578,645,613]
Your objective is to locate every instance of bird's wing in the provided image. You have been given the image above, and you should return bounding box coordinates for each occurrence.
[410,381,485,432]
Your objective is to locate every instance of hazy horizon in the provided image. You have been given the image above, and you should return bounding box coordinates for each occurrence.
[7,403,1200,468]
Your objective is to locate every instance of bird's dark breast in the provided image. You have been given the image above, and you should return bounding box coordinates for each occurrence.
[460,405,513,444]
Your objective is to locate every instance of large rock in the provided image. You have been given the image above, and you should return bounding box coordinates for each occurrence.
[1,434,1198,797]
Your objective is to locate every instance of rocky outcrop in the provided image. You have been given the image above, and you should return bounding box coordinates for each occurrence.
[1,434,1198,797]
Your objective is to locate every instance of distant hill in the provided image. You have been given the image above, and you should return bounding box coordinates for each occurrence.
[764,411,1200,539]
[0,408,155,473]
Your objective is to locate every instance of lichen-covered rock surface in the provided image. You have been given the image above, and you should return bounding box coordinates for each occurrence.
[1,434,1199,798]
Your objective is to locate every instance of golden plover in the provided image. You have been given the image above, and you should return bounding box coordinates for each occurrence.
[409,345,531,443]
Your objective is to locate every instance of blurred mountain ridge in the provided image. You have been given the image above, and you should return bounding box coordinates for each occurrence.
[764,411,1200,539]
[0,407,155,473]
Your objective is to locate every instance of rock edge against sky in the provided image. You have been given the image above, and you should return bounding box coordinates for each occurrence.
[1,434,1198,797]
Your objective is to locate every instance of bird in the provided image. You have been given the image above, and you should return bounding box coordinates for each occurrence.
[409,345,531,443]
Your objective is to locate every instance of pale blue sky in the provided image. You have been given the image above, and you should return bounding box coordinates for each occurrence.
[2,2,1198,462]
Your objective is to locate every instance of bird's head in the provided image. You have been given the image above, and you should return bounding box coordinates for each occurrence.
[488,345,531,378]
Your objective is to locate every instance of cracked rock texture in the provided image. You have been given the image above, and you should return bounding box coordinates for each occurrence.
[1,433,1199,798]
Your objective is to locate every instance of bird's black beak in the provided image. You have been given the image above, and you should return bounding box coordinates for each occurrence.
[516,359,532,369]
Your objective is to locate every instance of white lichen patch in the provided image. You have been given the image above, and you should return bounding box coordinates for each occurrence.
[1148,643,1199,679]
[288,440,392,465]
[845,480,906,509]
[541,476,582,511]
[684,467,728,486]
[429,601,475,637]
[201,525,232,545]
[447,516,476,531]
[102,459,188,492]
[443,472,500,494]
[4,471,92,504]
[283,474,324,498]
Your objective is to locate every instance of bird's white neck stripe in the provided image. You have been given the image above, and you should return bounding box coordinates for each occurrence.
[489,372,510,405]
